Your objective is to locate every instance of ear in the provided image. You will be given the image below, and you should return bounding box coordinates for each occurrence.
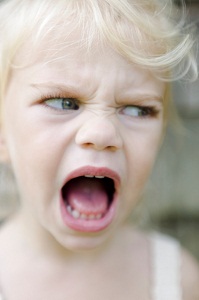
[0,129,10,163]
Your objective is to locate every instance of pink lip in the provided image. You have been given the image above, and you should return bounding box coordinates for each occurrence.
[60,166,120,233]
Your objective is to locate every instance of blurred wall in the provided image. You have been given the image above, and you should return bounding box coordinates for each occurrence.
[140,1,199,259]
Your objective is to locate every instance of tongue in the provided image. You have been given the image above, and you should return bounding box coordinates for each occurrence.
[65,177,108,215]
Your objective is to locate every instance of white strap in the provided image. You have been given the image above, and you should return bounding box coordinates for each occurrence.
[0,283,5,300]
[0,294,4,300]
[151,233,182,300]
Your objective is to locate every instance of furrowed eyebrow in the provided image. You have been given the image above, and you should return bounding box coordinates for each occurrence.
[30,82,82,97]
[116,95,164,106]
[134,95,164,103]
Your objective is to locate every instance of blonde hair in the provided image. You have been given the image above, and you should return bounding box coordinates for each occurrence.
[0,0,197,102]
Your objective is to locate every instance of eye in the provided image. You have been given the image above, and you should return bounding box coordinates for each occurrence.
[45,98,79,111]
[120,105,158,118]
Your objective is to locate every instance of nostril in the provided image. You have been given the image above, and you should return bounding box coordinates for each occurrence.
[107,145,118,151]
[78,142,118,152]
[82,142,95,148]
[110,146,116,150]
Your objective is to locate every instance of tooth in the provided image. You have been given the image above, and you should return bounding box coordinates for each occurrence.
[80,213,87,220]
[85,175,94,178]
[67,205,72,214]
[88,214,95,220]
[72,209,80,219]
[96,213,102,219]
[95,176,105,179]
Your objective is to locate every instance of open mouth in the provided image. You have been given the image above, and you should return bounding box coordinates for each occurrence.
[62,176,115,220]
[60,168,119,232]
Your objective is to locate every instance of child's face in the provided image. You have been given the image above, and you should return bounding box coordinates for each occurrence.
[1,32,165,251]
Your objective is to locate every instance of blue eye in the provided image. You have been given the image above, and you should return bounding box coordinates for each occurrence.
[121,106,157,118]
[45,98,79,110]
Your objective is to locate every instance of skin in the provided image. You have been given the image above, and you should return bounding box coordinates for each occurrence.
[0,30,198,299]
[1,37,165,252]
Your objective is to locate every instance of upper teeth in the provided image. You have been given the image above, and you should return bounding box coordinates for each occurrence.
[84,175,105,178]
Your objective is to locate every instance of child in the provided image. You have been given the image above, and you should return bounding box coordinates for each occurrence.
[0,0,198,299]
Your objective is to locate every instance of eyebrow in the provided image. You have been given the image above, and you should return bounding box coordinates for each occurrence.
[31,82,80,92]
[115,92,164,105]
[130,95,164,103]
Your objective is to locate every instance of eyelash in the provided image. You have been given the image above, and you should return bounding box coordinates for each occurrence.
[40,94,79,111]
[119,105,160,119]
[39,94,160,119]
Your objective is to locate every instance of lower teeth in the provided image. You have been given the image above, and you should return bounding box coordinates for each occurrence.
[67,205,103,220]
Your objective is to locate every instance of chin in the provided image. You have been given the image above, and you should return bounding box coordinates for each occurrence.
[54,228,115,253]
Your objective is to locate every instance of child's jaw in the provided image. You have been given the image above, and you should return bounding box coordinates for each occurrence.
[60,166,120,233]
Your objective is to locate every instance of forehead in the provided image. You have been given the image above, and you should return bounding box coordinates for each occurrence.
[8,11,166,100]
[9,39,165,107]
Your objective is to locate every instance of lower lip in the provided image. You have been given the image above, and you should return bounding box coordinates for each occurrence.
[60,194,118,233]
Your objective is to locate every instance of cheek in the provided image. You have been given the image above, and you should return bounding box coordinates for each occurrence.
[125,126,163,190]
[3,113,65,200]
[119,129,162,220]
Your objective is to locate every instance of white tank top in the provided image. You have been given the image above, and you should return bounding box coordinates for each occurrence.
[0,233,182,300]
[151,233,182,300]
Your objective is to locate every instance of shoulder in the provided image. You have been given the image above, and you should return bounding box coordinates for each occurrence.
[181,248,199,300]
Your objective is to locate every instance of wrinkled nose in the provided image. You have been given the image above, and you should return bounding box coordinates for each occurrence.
[75,117,123,151]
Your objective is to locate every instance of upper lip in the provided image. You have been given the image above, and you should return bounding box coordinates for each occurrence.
[61,166,121,191]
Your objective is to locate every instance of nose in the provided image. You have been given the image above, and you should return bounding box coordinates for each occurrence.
[75,117,123,151]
